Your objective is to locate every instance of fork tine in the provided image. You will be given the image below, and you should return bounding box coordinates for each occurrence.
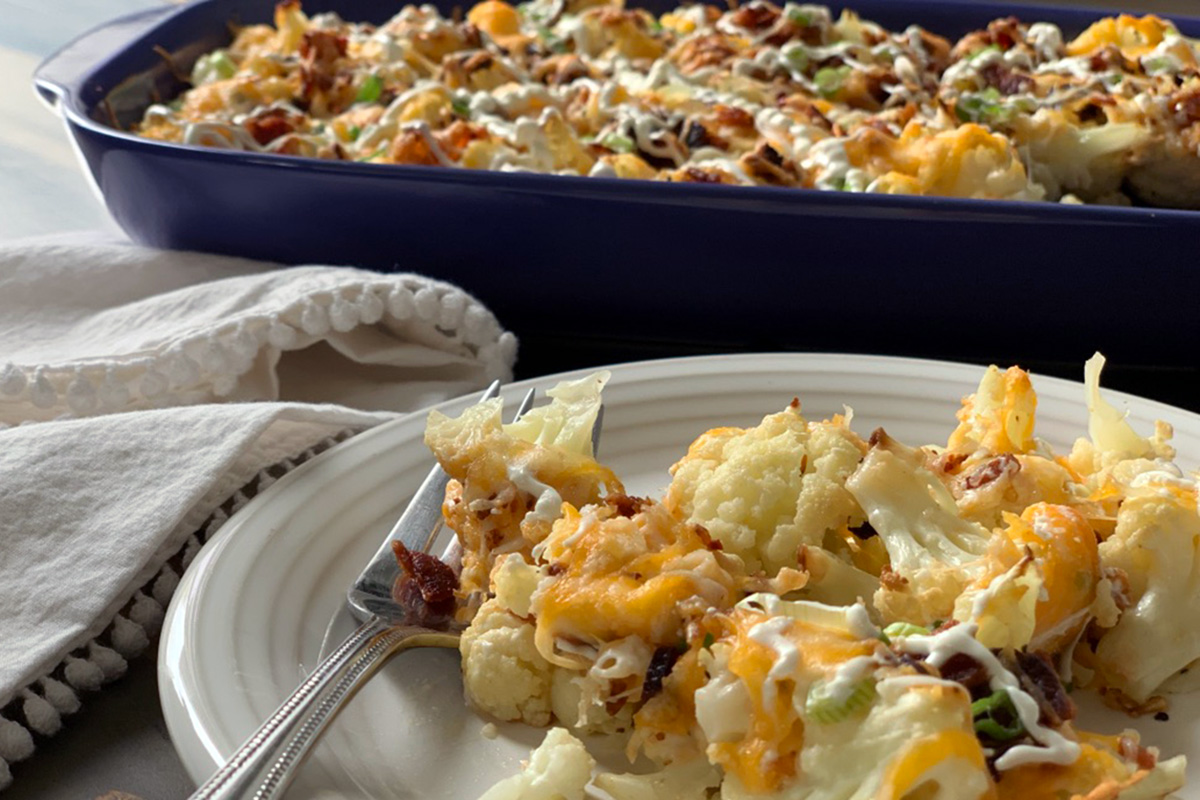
[511,387,537,422]
[390,380,502,555]
[592,404,604,458]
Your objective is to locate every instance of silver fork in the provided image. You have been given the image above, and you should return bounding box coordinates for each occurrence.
[189,381,536,800]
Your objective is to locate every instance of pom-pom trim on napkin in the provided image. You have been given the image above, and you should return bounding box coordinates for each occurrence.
[0,277,517,423]
[0,432,350,790]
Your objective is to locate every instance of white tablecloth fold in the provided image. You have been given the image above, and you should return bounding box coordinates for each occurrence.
[0,235,517,789]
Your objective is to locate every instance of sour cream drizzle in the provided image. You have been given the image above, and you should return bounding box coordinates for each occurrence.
[897,623,1081,770]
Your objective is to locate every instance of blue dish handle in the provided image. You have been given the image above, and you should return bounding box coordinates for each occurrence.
[34,4,180,108]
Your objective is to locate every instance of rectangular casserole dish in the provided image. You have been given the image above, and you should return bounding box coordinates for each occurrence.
[34,0,1200,365]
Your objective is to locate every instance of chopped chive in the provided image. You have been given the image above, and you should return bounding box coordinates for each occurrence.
[452,97,472,117]
[814,65,850,99]
[702,632,715,649]
[968,44,1001,62]
[971,689,1025,742]
[357,74,383,104]
[806,678,876,724]
[787,7,812,25]
[882,622,930,638]
[600,132,635,153]
[347,124,361,141]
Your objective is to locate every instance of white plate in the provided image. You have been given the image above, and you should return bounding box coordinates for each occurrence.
[159,353,1200,799]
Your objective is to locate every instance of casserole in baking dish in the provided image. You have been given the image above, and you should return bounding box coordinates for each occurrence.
[34,0,1200,363]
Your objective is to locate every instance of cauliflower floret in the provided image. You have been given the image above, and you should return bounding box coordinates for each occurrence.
[460,597,555,725]
[947,365,1038,459]
[845,430,990,626]
[1094,476,1200,703]
[477,727,595,800]
[1067,354,1174,483]
[427,372,622,594]
[665,403,867,573]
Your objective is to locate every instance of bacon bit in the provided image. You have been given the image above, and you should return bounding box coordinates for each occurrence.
[932,618,960,633]
[938,651,989,690]
[933,451,969,475]
[868,427,891,447]
[714,104,755,130]
[950,16,1022,62]
[879,565,908,590]
[1013,650,1076,725]
[727,2,779,32]
[462,51,495,72]
[962,453,1021,491]
[1118,734,1160,770]
[533,54,592,85]
[547,562,566,576]
[675,34,739,73]
[675,166,730,184]
[642,645,684,701]
[244,108,297,145]
[980,62,1035,95]
[694,524,724,550]
[392,541,459,619]
[609,494,652,517]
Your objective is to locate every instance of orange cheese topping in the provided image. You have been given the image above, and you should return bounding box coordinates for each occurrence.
[708,606,877,793]
[533,501,743,664]
[1067,15,1179,59]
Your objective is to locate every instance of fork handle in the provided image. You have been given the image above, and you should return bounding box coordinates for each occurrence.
[189,616,457,800]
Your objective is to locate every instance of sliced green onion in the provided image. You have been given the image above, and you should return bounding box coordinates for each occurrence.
[971,689,1025,742]
[883,622,930,638]
[600,133,635,153]
[347,124,361,141]
[357,74,383,104]
[805,678,876,724]
[191,50,237,85]
[702,632,716,650]
[537,25,569,53]
[968,44,1001,62]
[787,7,812,25]
[451,97,471,118]
[786,47,809,71]
[955,87,1002,122]
[814,65,850,99]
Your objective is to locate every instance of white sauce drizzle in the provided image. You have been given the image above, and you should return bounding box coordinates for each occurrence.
[506,462,564,525]
[899,623,1081,770]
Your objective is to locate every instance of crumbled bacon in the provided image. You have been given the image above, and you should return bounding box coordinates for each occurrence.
[641,645,683,701]
[980,62,1034,95]
[1012,650,1076,726]
[608,493,652,518]
[727,1,779,33]
[392,541,459,621]
[243,108,298,145]
[962,453,1020,491]
[938,651,990,691]
[675,33,739,73]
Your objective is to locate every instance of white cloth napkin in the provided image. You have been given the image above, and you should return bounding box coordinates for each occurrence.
[0,234,517,789]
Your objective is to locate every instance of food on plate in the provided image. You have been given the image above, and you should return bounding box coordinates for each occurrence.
[423,357,1197,799]
[136,1,1200,207]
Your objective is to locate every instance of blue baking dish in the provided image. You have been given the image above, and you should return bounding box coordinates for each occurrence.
[34,0,1200,365]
